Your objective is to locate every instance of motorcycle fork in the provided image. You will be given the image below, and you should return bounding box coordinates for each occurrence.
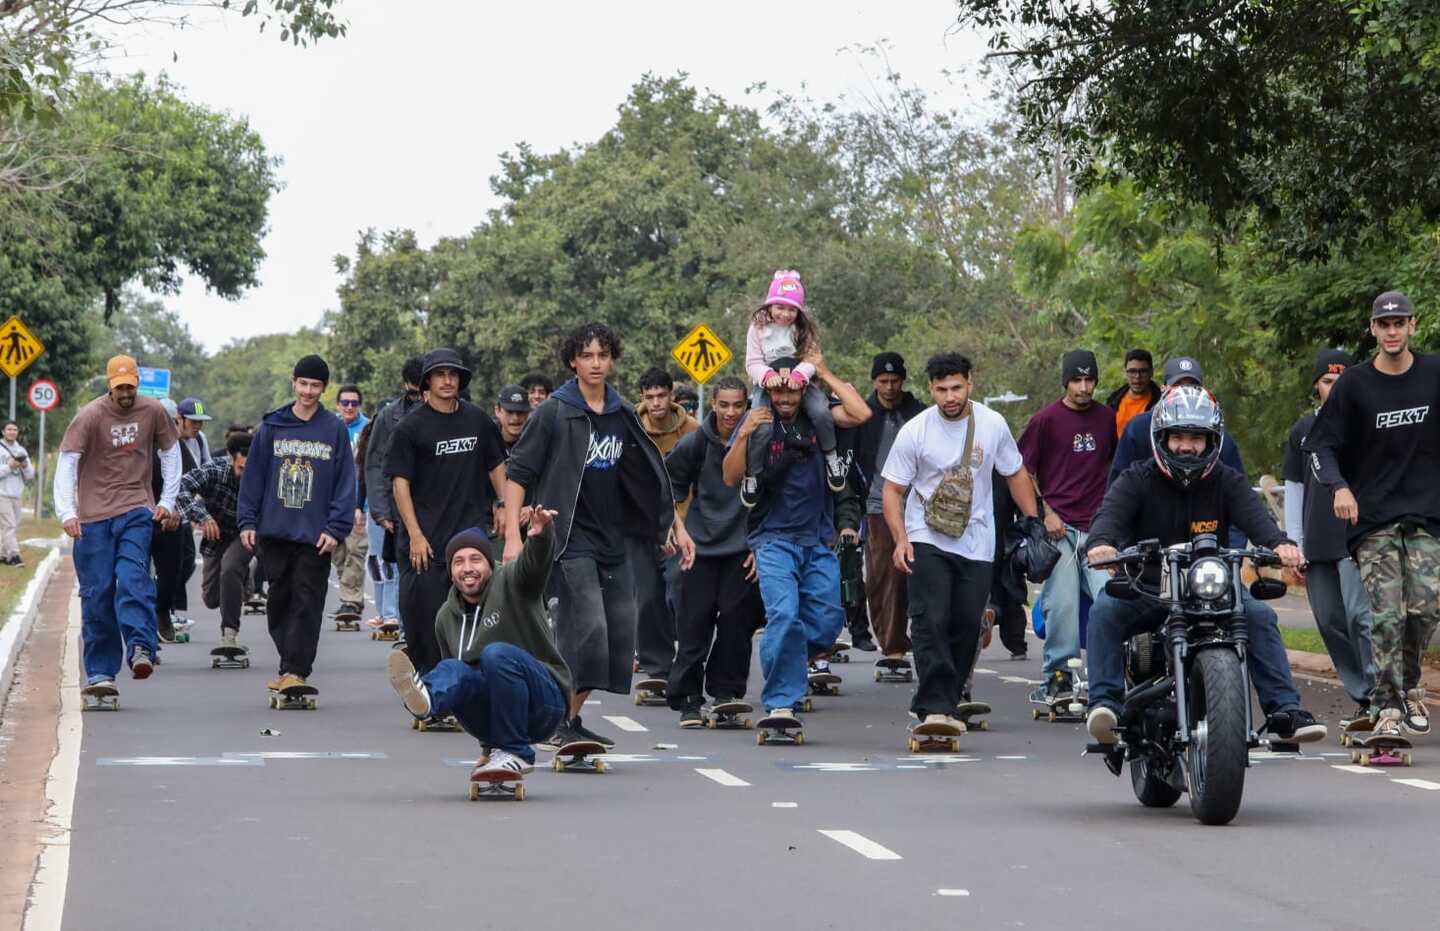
[1229,600,1257,752]
[1166,609,1190,746]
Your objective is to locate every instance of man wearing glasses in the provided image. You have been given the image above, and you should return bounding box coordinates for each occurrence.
[331,384,369,617]
[1105,349,1161,438]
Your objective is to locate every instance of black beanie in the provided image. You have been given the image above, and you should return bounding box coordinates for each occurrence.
[1061,349,1099,386]
[293,354,330,384]
[871,351,907,380]
[1311,349,1351,386]
[445,526,493,570]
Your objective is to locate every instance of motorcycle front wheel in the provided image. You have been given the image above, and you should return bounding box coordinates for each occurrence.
[1186,648,1248,825]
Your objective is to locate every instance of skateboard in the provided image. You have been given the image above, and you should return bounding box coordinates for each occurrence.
[807,668,842,697]
[468,768,525,801]
[1339,715,1374,748]
[1029,688,1085,723]
[243,597,267,616]
[956,700,992,732]
[268,683,318,710]
[909,718,963,753]
[81,682,120,711]
[704,700,754,730]
[1350,731,1413,767]
[210,645,250,670]
[874,656,914,683]
[633,677,667,707]
[412,714,462,733]
[828,642,851,664]
[756,712,805,745]
[371,621,401,642]
[552,740,608,773]
[333,611,362,632]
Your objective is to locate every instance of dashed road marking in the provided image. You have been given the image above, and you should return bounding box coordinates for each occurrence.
[819,829,902,861]
[98,756,262,767]
[935,889,971,897]
[695,768,750,787]
[603,715,647,732]
[973,668,997,675]
[1392,778,1440,791]
[1332,764,1383,775]
[772,802,798,808]
[995,755,1027,760]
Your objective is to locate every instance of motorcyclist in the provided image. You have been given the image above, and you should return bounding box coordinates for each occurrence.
[1082,386,1328,746]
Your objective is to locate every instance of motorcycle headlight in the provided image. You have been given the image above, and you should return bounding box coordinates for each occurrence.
[1187,557,1230,601]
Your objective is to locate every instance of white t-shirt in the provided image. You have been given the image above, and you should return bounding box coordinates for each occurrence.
[880,402,1023,561]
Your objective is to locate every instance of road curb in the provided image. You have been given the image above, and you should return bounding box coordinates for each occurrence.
[0,547,61,706]
[1288,647,1440,692]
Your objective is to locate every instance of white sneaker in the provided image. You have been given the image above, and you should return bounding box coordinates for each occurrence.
[1087,706,1119,745]
[480,749,534,776]
[385,649,431,719]
[922,713,966,734]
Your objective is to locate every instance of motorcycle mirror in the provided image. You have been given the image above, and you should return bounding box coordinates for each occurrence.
[1105,577,1138,600]
[1249,577,1287,601]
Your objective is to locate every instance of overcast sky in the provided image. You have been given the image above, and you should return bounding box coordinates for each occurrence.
[114,2,989,352]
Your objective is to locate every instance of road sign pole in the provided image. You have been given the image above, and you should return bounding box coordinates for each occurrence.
[34,409,43,521]
[697,382,704,414]
[8,376,13,423]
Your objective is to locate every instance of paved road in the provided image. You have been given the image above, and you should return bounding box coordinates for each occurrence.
[24,573,1440,930]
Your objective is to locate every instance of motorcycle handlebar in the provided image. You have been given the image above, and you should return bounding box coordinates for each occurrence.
[1088,543,1281,571]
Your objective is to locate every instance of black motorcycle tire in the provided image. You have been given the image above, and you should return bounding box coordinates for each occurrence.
[1130,756,1182,808]
[1186,648,1248,826]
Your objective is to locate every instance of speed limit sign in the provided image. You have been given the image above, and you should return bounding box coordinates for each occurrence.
[27,378,59,413]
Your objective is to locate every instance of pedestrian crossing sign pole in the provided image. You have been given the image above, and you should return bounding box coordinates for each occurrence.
[0,316,45,422]
[671,324,732,408]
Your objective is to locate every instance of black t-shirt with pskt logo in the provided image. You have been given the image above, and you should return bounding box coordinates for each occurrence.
[1306,353,1440,547]
[1283,411,1350,563]
[385,400,505,557]
[565,407,628,565]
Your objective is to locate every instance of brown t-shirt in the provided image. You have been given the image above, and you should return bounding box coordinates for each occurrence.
[60,395,178,522]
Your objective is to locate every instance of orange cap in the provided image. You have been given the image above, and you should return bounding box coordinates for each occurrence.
[106,355,139,389]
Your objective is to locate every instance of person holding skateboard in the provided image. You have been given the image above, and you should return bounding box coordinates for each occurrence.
[721,353,870,739]
[881,353,1040,738]
[237,355,357,699]
[1306,291,1440,744]
[177,432,254,652]
[386,512,571,780]
[55,354,181,696]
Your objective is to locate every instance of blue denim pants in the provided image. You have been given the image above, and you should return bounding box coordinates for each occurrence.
[424,643,567,763]
[754,539,845,710]
[1040,525,1111,675]
[365,515,399,621]
[74,506,157,684]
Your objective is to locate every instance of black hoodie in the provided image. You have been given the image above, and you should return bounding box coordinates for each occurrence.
[666,411,748,557]
[853,389,926,496]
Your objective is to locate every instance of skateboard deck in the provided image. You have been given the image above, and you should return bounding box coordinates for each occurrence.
[413,714,463,733]
[909,718,963,753]
[633,677,667,707]
[243,598,267,616]
[552,739,608,773]
[807,670,842,697]
[704,700,754,730]
[468,768,525,801]
[1340,715,1374,747]
[210,645,250,670]
[81,682,120,711]
[956,700,991,731]
[756,713,805,746]
[268,683,318,710]
[371,622,401,642]
[1351,731,1413,767]
[333,611,362,632]
[828,642,851,663]
[874,657,914,683]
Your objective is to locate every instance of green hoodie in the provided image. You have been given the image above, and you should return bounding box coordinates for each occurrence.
[433,523,574,702]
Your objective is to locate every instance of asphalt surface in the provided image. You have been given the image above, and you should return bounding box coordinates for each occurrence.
[44,572,1440,931]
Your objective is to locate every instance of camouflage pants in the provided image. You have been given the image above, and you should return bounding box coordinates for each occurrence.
[1355,523,1440,712]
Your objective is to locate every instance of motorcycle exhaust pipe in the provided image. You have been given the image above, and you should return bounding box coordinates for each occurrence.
[1121,676,1174,717]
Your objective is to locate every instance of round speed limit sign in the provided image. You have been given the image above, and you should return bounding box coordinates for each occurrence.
[27,378,59,413]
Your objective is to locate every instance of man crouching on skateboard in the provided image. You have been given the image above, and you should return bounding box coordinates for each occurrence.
[386,508,573,779]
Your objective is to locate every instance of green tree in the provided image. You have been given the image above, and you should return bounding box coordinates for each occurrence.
[89,293,209,401]
[201,328,328,434]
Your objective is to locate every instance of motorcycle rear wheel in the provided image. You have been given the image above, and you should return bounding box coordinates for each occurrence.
[1186,648,1248,825]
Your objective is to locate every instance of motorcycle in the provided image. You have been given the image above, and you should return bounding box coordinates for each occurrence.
[1085,533,1288,826]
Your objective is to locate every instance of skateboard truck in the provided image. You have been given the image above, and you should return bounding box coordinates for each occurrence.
[704,701,754,730]
[552,740,608,774]
[874,657,913,684]
[268,685,318,710]
[469,771,525,801]
[81,683,119,711]
[333,612,362,632]
[210,646,250,670]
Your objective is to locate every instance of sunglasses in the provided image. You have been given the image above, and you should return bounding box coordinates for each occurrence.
[337,399,361,408]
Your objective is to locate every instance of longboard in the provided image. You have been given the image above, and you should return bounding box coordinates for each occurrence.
[81,682,119,711]
[370,621,401,642]
[333,611,361,632]
[468,767,525,801]
[874,656,914,684]
[704,700,754,730]
[552,739,608,773]
[956,700,991,732]
[633,677,667,707]
[1351,731,1413,767]
[412,714,463,733]
[210,645,250,670]
[756,712,805,746]
[909,718,963,753]
[807,670,842,697]
[268,683,318,710]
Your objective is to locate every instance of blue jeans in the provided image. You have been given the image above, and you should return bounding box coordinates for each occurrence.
[754,539,845,710]
[365,515,398,621]
[1306,558,1375,706]
[74,506,157,684]
[1086,589,1301,714]
[1040,526,1110,675]
[424,644,566,763]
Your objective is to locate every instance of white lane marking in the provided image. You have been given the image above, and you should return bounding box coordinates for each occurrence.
[973,668,997,675]
[27,588,82,931]
[695,768,750,787]
[819,829,902,861]
[772,802,798,808]
[935,889,971,897]
[1332,764,1383,775]
[676,755,707,760]
[584,699,601,705]
[602,715,647,732]
[1392,778,1440,791]
[897,765,927,769]
[995,755,1027,760]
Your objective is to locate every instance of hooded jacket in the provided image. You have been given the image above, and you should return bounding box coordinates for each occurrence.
[363,394,420,523]
[665,411,747,557]
[237,403,356,544]
[640,400,699,456]
[505,379,675,559]
[853,390,926,496]
[433,523,573,701]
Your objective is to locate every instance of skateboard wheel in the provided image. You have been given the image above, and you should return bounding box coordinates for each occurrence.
[908,738,919,753]
[594,760,608,774]
[514,784,525,801]
[633,693,643,706]
[1355,752,1367,765]
[757,732,767,745]
[306,698,317,710]
[241,659,250,668]
[468,783,480,801]
[874,670,883,683]
[794,733,805,745]
[211,658,220,669]
[1032,708,1042,720]
[1402,753,1413,766]
[705,718,716,729]
[742,718,753,729]
[552,758,563,772]
[837,654,849,663]
[949,739,960,752]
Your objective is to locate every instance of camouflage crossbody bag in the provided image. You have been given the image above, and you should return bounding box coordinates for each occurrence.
[917,408,975,537]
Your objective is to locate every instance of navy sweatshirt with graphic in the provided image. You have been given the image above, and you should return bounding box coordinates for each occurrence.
[237,403,357,544]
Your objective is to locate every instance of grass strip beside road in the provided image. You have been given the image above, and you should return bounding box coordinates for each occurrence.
[0,545,52,632]
[1280,626,1440,663]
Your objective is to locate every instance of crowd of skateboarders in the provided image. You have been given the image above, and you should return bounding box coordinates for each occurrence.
[54,269,1440,790]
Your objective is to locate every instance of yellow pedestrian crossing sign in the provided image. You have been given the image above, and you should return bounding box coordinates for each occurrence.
[671,324,732,384]
[0,316,43,379]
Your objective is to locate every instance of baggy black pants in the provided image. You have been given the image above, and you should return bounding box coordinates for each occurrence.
[398,557,453,676]
[257,538,330,678]
[909,543,990,718]
[667,552,765,708]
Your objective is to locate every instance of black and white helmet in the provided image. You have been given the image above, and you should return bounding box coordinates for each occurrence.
[1149,385,1223,487]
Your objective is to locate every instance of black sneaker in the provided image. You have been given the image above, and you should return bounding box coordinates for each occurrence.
[543,717,586,751]
[851,635,878,653]
[1044,670,1073,704]
[823,451,847,492]
[679,706,703,729]
[1267,709,1327,744]
[740,476,760,509]
[571,715,615,748]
